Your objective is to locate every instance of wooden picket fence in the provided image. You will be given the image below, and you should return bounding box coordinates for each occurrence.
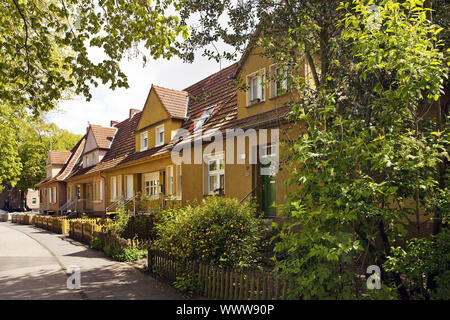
[67,219,150,250]
[148,250,288,300]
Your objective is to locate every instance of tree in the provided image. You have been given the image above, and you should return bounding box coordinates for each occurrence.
[177,0,449,299]
[15,118,82,192]
[1,0,188,115]
[0,0,188,187]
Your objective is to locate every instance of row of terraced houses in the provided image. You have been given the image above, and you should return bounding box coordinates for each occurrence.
[36,46,310,218]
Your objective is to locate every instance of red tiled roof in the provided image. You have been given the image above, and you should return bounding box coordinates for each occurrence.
[54,137,86,181]
[68,112,143,179]
[153,85,188,119]
[47,151,71,165]
[57,62,292,181]
[90,125,117,149]
[37,137,86,187]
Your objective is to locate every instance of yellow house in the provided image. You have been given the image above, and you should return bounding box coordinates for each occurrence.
[38,45,305,218]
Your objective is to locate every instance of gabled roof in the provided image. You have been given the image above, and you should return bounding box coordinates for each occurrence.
[37,136,86,187]
[68,112,143,179]
[54,137,86,181]
[152,85,188,119]
[89,124,117,150]
[46,151,71,165]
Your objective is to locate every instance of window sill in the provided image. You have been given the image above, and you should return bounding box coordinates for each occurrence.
[269,91,290,100]
[246,100,265,108]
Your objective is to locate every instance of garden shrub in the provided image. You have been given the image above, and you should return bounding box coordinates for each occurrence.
[90,237,103,250]
[102,243,146,262]
[173,275,199,293]
[105,205,130,238]
[384,229,450,300]
[153,197,266,270]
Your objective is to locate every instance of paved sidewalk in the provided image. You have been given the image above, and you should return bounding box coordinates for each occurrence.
[0,222,181,300]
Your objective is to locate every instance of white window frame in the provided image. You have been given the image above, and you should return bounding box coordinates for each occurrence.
[51,187,56,204]
[176,165,182,199]
[93,180,103,201]
[269,64,288,98]
[111,176,117,201]
[167,166,174,196]
[206,154,225,195]
[246,68,265,106]
[125,175,134,199]
[144,172,159,198]
[155,125,164,147]
[140,131,148,151]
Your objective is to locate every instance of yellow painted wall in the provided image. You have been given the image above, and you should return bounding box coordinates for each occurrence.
[105,155,181,205]
[135,88,184,151]
[236,46,312,120]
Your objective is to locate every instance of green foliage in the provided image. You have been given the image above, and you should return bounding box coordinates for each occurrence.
[154,197,266,270]
[266,0,449,299]
[112,245,147,262]
[0,0,188,116]
[384,229,450,300]
[106,206,130,238]
[0,107,22,191]
[173,275,198,293]
[0,112,81,191]
[103,243,147,262]
[90,237,103,250]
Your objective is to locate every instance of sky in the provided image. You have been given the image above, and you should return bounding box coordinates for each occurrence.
[44,46,238,135]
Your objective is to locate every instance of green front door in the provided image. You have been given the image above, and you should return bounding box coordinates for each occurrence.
[261,164,276,217]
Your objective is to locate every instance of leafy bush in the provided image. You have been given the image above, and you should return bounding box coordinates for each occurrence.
[103,244,116,257]
[105,205,130,238]
[114,245,147,262]
[153,197,265,270]
[173,275,199,293]
[384,229,450,300]
[90,237,103,250]
[103,243,147,262]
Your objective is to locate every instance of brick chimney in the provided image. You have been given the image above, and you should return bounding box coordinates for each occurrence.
[129,108,140,118]
[110,120,119,127]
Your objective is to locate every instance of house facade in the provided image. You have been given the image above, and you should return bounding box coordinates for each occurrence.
[37,48,305,218]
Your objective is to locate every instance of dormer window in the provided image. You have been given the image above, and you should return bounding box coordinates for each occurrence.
[155,125,164,147]
[246,69,265,106]
[140,131,148,151]
[194,105,216,130]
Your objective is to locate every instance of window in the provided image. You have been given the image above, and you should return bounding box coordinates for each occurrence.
[246,69,265,106]
[167,166,174,196]
[140,131,148,151]
[144,172,159,197]
[125,175,134,199]
[207,155,225,195]
[155,125,164,147]
[76,185,81,200]
[111,176,117,200]
[51,187,56,204]
[93,181,103,201]
[32,198,36,205]
[270,64,288,98]
[91,153,96,166]
[176,165,182,199]
[194,105,216,130]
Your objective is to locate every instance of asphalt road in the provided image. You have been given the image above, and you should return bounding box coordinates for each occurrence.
[0,222,181,300]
